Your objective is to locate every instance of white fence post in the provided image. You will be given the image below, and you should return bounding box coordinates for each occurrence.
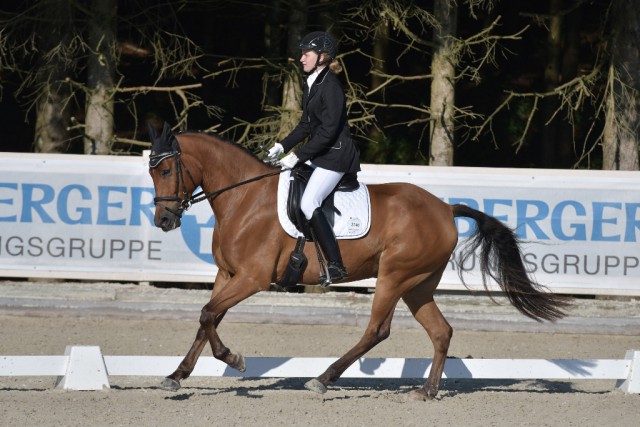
[616,349,640,393]
[55,346,110,391]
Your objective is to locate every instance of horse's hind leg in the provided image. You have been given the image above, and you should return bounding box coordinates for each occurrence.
[305,279,401,394]
[401,268,452,400]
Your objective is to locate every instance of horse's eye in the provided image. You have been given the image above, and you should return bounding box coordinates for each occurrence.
[161,168,171,177]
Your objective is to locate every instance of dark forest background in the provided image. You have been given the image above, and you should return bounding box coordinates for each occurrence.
[1,0,638,170]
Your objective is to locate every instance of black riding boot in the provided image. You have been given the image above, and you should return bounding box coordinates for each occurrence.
[309,208,348,283]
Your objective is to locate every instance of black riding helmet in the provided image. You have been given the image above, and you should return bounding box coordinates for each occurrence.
[299,31,337,67]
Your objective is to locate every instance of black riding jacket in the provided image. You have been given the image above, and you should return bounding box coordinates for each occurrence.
[280,67,360,174]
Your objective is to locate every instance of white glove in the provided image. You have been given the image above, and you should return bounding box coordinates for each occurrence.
[279,153,299,169]
[267,143,284,161]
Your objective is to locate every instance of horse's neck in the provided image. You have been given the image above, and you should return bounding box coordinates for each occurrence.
[183,134,273,219]
[206,158,274,222]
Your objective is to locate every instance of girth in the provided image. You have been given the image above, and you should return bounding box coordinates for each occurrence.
[286,163,359,240]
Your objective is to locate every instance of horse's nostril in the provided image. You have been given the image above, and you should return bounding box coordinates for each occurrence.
[157,214,180,231]
[157,216,169,229]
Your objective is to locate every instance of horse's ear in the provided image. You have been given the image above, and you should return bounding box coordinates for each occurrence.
[148,123,160,153]
[149,122,176,153]
[160,122,172,142]
[159,122,180,151]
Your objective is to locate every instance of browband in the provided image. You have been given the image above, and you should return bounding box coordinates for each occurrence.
[149,151,177,169]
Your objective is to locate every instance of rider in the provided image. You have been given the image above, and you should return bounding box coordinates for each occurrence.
[267,31,360,283]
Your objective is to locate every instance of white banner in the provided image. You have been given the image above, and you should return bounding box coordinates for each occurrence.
[1,152,639,295]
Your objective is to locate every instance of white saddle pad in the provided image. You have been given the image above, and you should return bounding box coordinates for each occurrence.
[277,170,371,239]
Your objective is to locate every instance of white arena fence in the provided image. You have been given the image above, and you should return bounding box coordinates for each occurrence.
[1,346,638,393]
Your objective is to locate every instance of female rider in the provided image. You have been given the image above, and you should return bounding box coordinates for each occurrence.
[267,31,360,283]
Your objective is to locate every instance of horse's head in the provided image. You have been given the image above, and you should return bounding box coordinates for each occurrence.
[148,123,199,232]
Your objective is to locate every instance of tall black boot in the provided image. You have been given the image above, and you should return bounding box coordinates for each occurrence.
[309,208,348,283]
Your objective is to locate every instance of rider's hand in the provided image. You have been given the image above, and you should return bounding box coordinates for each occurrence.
[267,143,284,162]
[279,153,299,169]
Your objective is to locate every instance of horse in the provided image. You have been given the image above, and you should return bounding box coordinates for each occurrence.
[147,124,571,400]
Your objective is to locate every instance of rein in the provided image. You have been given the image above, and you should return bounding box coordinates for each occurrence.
[150,147,284,218]
[190,169,284,205]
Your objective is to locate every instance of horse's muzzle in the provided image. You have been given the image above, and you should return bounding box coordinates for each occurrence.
[156,211,182,232]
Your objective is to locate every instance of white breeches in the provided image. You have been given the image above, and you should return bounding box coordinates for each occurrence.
[300,166,345,220]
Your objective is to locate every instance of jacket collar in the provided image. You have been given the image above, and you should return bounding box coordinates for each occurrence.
[306,66,331,101]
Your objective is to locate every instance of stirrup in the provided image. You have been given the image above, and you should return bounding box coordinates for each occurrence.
[320,262,348,287]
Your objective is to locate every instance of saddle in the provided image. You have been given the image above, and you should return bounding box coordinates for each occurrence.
[286,163,359,240]
[280,163,360,291]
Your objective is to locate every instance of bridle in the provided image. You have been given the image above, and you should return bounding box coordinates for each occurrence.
[149,146,197,218]
[149,142,284,218]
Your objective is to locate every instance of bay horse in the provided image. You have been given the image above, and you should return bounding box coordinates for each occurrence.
[148,125,570,400]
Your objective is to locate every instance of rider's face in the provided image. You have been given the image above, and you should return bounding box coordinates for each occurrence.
[300,50,319,73]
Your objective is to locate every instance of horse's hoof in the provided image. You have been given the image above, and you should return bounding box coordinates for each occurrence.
[407,389,434,402]
[232,353,246,372]
[160,377,181,391]
[304,378,327,394]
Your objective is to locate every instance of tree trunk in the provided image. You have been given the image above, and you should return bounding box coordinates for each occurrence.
[277,0,306,140]
[83,0,116,155]
[540,0,580,168]
[34,0,72,154]
[278,68,303,140]
[558,3,581,166]
[366,16,390,158]
[429,0,457,166]
[264,0,284,108]
[539,0,563,168]
[603,0,640,171]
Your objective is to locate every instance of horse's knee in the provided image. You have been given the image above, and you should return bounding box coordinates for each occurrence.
[365,324,391,344]
[199,307,215,327]
[432,325,453,352]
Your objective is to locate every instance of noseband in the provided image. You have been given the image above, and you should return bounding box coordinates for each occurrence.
[149,142,285,218]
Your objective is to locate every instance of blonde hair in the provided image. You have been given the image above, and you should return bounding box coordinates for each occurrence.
[328,58,343,74]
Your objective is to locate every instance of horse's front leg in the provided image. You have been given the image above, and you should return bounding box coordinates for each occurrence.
[160,313,227,391]
[160,270,231,391]
[199,273,268,372]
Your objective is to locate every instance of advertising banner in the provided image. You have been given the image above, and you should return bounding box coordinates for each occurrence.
[363,165,640,295]
[1,152,638,295]
[0,153,215,283]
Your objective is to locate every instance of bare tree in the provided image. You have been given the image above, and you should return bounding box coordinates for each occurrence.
[3,0,634,168]
[541,1,581,168]
[1,1,221,154]
[278,0,306,140]
[468,1,638,170]
[83,0,116,155]
[603,0,640,171]
[33,0,75,153]
[343,0,437,160]
[429,0,457,165]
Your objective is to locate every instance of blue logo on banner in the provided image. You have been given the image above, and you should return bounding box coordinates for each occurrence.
[179,214,216,265]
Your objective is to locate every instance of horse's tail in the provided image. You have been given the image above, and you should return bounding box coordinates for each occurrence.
[451,204,571,322]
